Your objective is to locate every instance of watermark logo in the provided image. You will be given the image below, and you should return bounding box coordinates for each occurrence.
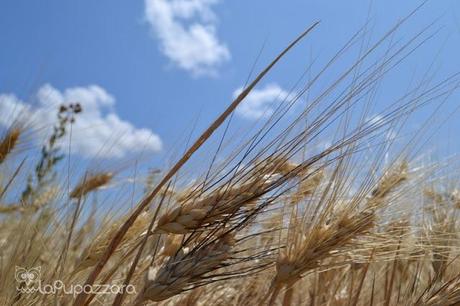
[15,266,136,297]
[15,266,41,292]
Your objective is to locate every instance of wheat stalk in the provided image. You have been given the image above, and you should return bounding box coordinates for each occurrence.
[72,211,151,274]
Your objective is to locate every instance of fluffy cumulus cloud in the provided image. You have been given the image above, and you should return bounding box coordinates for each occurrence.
[144,0,230,76]
[0,84,162,158]
[233,83,290,120]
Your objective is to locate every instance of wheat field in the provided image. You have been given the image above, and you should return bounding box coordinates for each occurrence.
[2,7,460,306]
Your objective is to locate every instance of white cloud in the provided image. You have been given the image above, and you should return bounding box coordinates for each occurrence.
[0,84,162,158]
[144,0,230,76]
[233,83,290,120]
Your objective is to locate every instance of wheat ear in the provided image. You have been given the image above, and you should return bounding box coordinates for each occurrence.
[0,127,20,164]
[136,234,235,303]
[69,172,113,198]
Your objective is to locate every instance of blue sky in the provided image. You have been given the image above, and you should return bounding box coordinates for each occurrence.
[1,0,460,162]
